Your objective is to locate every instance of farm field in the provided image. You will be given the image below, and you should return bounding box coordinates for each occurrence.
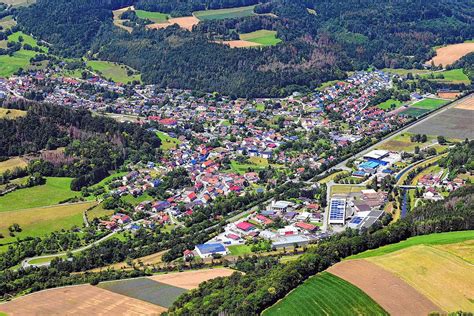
[0,177,77,212]
[376,98,402,110]
[0,284,166,315]
[86,60,141,84]
[194,5,255,20]
[376,133,435,152]
[0,201,96,245]
[0,49,37,77]
[98,278,187,308]
[410,98,448,110]
[239,30,281,46]
[368,245,474,312]
[407,94,474,139]
[89,250,167,272]
[146,16,199,31]
[0,15,16,29]
[148,268,236,290]
[347,230,474,260]
[0,108,27,119]
[263,272,388,316]
[328,260,442,315]
[428,42,474,67]
[0,156,27,173]
[219,39,261,48]
[330,184,364,195]
[434,239,474,264]
[135,10,169,23]
[422,68,471,84]
[156,131,181,150]
[381,68,431,76]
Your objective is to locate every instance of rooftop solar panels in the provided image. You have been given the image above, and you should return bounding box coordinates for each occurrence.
[329,198,346,224]
[350,217,363,224]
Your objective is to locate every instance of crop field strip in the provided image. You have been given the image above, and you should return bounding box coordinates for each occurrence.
[263,272,388,316]
[194,5,256,20]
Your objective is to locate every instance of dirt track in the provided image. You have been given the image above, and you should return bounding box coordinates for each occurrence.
[328,260,442,316]
[0,284,166,315]
[148,268,236,290]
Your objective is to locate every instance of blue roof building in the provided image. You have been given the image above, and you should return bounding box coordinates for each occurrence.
[195,243,227,258]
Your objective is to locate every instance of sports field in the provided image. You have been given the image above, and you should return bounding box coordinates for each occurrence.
[194,5,255,20]
[239,30,281,46]
[347,230,474,259]
[263,272,388,316]
[135,10,169,23]
[0,201,96,245]
[399,107,430,118]
[86,60,141,84]
[0,156,27,173]
[0,177,76,212]
[411,98,448,110]
[368,245,474,312]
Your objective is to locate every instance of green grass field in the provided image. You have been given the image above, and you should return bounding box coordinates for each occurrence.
[156,131,181,150]
[121,192,153,205]
[0,202,96,246]
[411,98,448,110]
[135,10,169,23]
[377,132,435,152]
[376,99,403,110]
[194,5,255,20]
[86,60,141,84]
[422,69,470,84]
[399,107,430,118]
[239,30,281,46]
[0,157,27,173]
[263,272,388,316]
[347,230,474,260]
[0,49,37,77]
[0,177,77,212]
[228,244,252,256]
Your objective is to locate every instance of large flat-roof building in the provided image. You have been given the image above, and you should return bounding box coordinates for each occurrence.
[347,210,384,230]
[195,243,227,258]
[329,198,346,225]
[272,235,313,249]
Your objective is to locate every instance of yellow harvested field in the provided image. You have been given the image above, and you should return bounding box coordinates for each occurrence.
[147,16,199,31]
[112,6,134,33]
[453,95,474,110]
[0,284,166,315]
[428,42,474,67]
[0,157,27,173]
[437,92,460,100]
[219,40,261,48]
[89,250,167,272]
[148,268,236,290]
[0,108,27,119]
[368,245,474,312]
[434,239,474,264]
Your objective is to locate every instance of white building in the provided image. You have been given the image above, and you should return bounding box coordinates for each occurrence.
[328,198,346,225]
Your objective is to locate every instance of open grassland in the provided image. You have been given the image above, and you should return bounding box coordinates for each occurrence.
[112,6,134,32]
[263,272,388,316]
[428,42,474,67]
[411,98,448,110]
[348,230,474,259]
[156,131,181,150]
[381,68,431,76]
[330,184,364,195]
[0,49,37,77]
[0,177,77,212]
[0,157,27,173]
[147,16,199,31]
[0,284,167,315]
[328,260,442,315]
[194,5,255,20]
[239,30,281,46]
[228,244,252,255]
[422,68,471,84]
[89,250,167,272]
[86,60,141,84]
[0,202,95,245]
[376,133,435,152]
[0,108,27,119]
[399,106,430,118]
[368,245,474,312]
[227,157,281,175]
[1,0,35,6]
[0,15,16,29]
[135,10,169,23]
[376,98,403,110]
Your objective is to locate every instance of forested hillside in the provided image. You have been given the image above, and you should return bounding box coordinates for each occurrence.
[15,0,474,96]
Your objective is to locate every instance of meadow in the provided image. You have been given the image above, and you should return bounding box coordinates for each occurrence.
[347,230,474,259]
[368,244,474,312]
[156,131,181,150]
[376,98,402,110]
[399,107,430,118]
[263,272,388,315]
[227,244,253,256]
[239,30,281,46]
[0,49,37,77]
[0,15,16,29]
[0,201,96,245]
[425,68,471,84]
[376,133,435,152]
[194,5,255,20]
[86,60,141,84]
[135,10,169,23]
[0,156,27,173]
[330,184,364,195]
[0,177,77,212]
[0,108,27,119]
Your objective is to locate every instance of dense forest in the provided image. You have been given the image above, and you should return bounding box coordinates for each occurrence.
[15,0,474,97]
[169,184,474,315]
[0,101,161,189]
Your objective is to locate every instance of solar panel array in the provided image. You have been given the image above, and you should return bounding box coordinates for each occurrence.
[350,217,363,224]
[329,199,346,222]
